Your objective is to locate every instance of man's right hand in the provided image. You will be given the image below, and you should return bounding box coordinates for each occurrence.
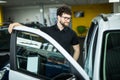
[8,22,23,34]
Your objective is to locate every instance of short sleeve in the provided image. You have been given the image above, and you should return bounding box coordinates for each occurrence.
[71,31,79,45]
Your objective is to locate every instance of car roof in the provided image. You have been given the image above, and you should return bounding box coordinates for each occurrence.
[92,13,120,32]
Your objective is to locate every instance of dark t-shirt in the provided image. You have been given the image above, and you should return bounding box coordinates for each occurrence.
[40,24,79,54]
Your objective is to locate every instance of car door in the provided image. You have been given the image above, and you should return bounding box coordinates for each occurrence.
[9,26,90,80]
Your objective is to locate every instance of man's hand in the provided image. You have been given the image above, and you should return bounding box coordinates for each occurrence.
[8,22,23,33]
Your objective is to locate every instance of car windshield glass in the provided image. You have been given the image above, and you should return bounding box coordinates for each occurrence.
[0,28,10,51]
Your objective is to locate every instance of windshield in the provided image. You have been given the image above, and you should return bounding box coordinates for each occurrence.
[0,28,10,51]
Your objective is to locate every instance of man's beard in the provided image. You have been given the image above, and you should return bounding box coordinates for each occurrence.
[60,21,69,27]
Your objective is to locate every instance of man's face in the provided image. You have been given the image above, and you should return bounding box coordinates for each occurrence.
[58,13,71,27]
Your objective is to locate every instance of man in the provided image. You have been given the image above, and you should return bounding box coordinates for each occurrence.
[8,6,80,61]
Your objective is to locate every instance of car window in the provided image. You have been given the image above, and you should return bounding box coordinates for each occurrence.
[84,21,98,78]
[15,31,78,80]
[92,28,98,71]
[0,28,10,50]
[86,22,97,55]
[102,31,120,80]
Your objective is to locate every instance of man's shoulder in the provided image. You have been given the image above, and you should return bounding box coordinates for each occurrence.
[67,28,78,37]
[39,24,56,32]
[67,27,76,34]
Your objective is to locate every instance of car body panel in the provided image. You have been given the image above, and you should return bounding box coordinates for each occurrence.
[9,70,39,80]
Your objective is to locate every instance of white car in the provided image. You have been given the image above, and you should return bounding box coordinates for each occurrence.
[8,13,120,80]
[83,13,120,80]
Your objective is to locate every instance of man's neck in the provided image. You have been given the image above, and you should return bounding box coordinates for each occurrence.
[57,23,64,31]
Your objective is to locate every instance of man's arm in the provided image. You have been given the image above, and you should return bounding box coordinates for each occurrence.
[8,22,23,33]
[73,44,80,61]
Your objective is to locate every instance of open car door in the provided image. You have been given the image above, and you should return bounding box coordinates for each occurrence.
[9,26,89,80]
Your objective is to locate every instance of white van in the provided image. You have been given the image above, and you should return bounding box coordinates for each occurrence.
[6,13,120,80]
[83,13,120,80]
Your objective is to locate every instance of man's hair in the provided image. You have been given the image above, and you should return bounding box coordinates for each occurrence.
[57,6,72,16]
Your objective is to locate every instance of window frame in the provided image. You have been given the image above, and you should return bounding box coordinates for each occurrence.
[84,21,98,78]
[101,30,120,80]
[10,26,90,80]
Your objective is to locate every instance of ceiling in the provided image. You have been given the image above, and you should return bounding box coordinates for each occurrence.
[0,0,110,7]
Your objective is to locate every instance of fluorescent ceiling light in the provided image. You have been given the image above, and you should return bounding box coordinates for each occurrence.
[0,0,7,3]
[109,0,119,2]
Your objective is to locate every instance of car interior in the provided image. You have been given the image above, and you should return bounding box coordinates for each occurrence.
[106,32,120,80]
